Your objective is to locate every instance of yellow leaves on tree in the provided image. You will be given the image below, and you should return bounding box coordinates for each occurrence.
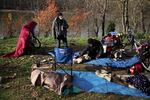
[34,0,58,32]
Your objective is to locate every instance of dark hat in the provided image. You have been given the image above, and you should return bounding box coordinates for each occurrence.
[58,12,63,16]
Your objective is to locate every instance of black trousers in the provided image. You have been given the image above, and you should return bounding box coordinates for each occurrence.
[57,37,68,48]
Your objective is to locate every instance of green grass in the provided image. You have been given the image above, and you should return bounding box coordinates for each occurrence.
[0,37,149,100]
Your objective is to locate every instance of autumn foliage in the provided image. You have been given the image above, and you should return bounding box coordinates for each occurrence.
[0,13,24,37]
[68,9,90,34]
[34,1,90,35]
[34,0,58,33]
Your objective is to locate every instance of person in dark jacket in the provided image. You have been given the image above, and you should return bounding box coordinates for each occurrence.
[81,38,103,59]
[52,12,69,48]
[74,38,103,64]
[127,27,135,49]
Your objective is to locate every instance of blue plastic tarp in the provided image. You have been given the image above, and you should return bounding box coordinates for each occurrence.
[85,56,140,68]
[49,50,140,68]
[58,70,150,98]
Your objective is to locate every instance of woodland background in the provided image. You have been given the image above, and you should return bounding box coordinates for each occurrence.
[0,0,149,38]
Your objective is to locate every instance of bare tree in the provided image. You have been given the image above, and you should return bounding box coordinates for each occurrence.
[129,0,149,33]
[93,17,99,37]
[102,0,108,36]
[85,0,108,37]
[117,0,129,34]
[139,0,146,33]
[130,0,140,33]
[122,0,129,34]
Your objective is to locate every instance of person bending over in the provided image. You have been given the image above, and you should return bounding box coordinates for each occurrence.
[74,38,103,64]
[2,21,39,58]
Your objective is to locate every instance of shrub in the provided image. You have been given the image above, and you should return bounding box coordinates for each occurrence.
[106,21,116,33]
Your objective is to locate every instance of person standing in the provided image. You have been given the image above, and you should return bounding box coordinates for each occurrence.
[52,12,69,48]
[127,27,135,49]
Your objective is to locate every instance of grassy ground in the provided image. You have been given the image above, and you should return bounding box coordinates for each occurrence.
[0,37,149,100]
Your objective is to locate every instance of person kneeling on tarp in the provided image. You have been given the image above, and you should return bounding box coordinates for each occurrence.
[2,21,40,58]
[74,38,103,64]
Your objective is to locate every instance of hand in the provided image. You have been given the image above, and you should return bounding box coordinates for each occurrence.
[75,55,80,59]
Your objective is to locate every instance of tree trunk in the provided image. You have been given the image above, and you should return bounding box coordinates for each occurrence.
[94,17,99,37]
[125,0,129,34]
[141,9,146,33]
[102,0,107,37]
[122,0,126,34]
[102,13,105,36]
[140,0,146,34]
[147,23,150,33]
[122,0,129,34]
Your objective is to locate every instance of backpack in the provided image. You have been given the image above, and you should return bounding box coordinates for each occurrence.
[126,74,150,95]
